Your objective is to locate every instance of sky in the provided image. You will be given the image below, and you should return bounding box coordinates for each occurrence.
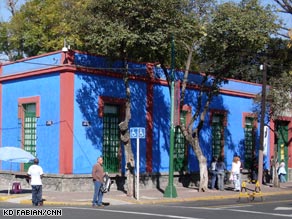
[0,0,26,22]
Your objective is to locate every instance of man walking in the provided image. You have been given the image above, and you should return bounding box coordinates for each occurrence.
[27,158,44,206]
[92,156,105,207]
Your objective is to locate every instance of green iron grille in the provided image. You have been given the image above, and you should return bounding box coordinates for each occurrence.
[23,111,37,171]
[211,114,224,158]
[103,113,120,173]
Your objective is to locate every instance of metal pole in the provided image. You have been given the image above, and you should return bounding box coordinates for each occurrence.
[164,35,177,198]
[136,136,140,200]
[258,62,267,186]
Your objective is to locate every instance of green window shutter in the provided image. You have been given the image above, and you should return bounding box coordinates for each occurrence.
[102,105,120,173]
[277,121,288,180]
[211,114,224,158]
[174,111,187,172]
[23,104,37,172]
[244,117,255,169]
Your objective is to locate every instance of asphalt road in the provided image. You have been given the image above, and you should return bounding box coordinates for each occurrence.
[1,194,292,219]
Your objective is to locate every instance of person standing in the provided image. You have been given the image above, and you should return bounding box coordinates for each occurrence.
[231,156,241,191]
[278,159,287,183]
[216,157,226,191]
[27,158,44,206]
[92,156,105,207]
[209,156,218,189]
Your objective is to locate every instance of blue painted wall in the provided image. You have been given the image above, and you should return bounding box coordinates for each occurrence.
[0,51,269,176]
[2,53,62,76]
[1,74,61,173]
[73,73,148,174]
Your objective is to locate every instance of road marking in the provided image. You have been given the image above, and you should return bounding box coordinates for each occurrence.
[275,207,292,211]
[228,209,292,217]
[62,206,203,219]
[168,205,253,210]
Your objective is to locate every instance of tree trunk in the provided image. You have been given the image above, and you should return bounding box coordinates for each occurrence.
[273,149,280,187]
[190,136,208,191]
[119,59,135,197]
[120,120,134,196]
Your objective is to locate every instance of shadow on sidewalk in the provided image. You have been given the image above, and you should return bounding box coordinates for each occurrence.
[0,189,32,194]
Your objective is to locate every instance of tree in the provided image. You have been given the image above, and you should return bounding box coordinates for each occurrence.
[0,0,283,194]
[0,0,20,60]
[6,0,18,16]
[0,0,86,59]
[174,0,218,192]
[199,0,280,82]
[273,0,292,45]
[176,0,280,191]
[80,0,185,196]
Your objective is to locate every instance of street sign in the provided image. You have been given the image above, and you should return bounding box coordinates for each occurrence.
[130,127,145,139]
[129,127,145,201]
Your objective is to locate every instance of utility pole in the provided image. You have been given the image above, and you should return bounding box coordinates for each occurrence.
[164,35,177,198]
[258,62,267,185]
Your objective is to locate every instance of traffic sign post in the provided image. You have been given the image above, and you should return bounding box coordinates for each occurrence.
[130,127,145,200]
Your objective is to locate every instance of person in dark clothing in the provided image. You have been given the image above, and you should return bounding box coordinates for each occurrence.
[92,156,105,207]
[216,157,226,191]
[209,156,218,189]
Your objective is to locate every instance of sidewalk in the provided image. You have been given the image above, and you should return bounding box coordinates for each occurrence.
[1,182,292,206]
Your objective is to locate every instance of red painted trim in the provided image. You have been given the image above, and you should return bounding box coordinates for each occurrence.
[61,50,75,65]
[209,109,228,127]
[18,96,41,118]
[98,96,126,118]
[146,84,153,173]
[1,51,62,66]
[269,120,275,159]
[0,83,2,168]
[98,96,126,171]
[269,118,292,168]
[209,109,227,158]
[17,96,40,172]
[182,105,192,127]
[145,64,156,173]
[0,66,76,82]
[60,71,74,174]
[288,121,292,168]
[1,62,257,100]
[242,113,258,128]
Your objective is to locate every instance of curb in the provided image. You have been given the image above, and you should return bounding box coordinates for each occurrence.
[2,190,292,206]
[0,194,28,202]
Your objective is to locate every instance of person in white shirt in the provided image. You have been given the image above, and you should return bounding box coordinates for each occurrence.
[27,158,44,206]
[231,156,241,191]
[278,160,287,183]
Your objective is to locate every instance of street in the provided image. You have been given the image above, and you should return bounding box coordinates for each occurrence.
[1,194,292,218]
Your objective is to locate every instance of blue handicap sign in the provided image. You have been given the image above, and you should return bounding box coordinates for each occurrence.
[130,127,145,139]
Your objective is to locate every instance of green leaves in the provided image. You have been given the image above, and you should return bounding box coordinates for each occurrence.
[199,0,281,81]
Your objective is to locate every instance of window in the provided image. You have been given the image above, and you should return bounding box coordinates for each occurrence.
[244,117,256,169]
[174,111,187,172]
[211,113,225,158]
[23,104,37,171]
[102,105,121,173]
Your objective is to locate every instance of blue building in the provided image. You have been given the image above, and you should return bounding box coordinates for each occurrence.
[0,50,290,183]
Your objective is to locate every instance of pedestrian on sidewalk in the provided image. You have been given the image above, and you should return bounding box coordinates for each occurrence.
[209,156,218,190]
[278,159,287,183]
[270,156,276,183]
[216,157,226,191]
[231,156,241,191]
[27,158,44,206]
[92,156,105,207]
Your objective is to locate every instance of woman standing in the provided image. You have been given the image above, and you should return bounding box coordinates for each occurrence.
[231,156,241,191]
